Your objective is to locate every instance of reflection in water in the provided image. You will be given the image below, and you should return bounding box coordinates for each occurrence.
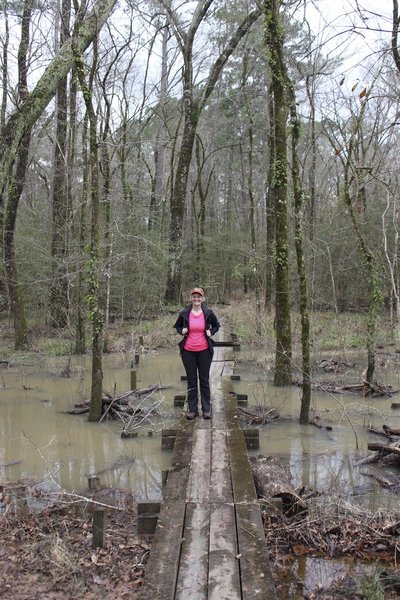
[278,555,383,600]
[234,351,400,511]
[1,346,399,509]
[0,351,182,501]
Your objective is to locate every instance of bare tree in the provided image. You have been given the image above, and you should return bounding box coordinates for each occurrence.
[157,0,262,303]
[50,0,72,328]
[264,0,292,385]
[0,0,117,206]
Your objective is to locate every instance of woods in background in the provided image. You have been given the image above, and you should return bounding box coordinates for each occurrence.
[0,1,399,415]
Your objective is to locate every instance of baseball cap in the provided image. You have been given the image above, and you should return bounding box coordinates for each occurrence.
[190,287,205,297]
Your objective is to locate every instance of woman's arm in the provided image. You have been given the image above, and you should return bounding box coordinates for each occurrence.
[208,311,220,335]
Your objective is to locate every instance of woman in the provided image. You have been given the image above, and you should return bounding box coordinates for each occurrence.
[174,287,220,420]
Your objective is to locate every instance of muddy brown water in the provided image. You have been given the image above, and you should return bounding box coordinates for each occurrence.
[1,346,399,595]
[1,347,399,503]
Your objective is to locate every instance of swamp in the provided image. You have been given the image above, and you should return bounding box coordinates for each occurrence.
[1,303,400,599]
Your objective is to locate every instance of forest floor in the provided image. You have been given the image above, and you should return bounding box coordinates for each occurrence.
[1,301,400,598]
[0,491,148,600]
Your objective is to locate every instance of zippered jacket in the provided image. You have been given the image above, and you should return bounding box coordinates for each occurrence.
[173,304,220,354]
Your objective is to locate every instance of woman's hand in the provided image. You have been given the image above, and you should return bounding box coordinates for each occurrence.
[206,330,212,337]
[182,327,188,335]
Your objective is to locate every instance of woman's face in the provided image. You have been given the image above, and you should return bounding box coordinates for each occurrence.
[191,294,204,305]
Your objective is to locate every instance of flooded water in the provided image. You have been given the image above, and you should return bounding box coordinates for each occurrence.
[1,345,399,595]
[235,348,400,511]
[0,350,185,502]
[1,347,400,507]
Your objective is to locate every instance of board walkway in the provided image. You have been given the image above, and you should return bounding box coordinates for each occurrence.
[140,344,276,600]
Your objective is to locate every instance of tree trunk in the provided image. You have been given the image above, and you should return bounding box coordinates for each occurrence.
[161,0,262,303]
[288,78,311,424]
[3,0,33,350]
[50,0,71,328]
[4,132,30,350]
[0,0,116,205]
[242,50,261,331]
[100,88,113,353]
[1,4,9,128]
[73,29,104,422]
[148,22,169,232]
[74,114,88,355]
[265,88,275,312]
[264,0,292,386]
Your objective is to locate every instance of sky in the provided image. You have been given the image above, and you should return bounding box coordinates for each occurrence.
[304,0,393,82]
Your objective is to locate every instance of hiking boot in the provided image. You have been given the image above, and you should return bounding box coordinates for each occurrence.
[203,411,211,419]
[186,411,199,420]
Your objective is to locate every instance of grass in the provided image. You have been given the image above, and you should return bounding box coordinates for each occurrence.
[360,571,386,600]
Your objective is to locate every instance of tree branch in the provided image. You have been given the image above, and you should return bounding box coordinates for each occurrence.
[199,6,262,112]
[0,0,117,205]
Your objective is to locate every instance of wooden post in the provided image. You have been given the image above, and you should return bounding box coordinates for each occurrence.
[162,469,169,488]
[135,353,140,365]
[130,369,137,390]
[243,428,260,450]
[236,394,248,407]
[88,476,100,490]
[174,394,186,407]
[139,335,144,346]
[137,502,161,534]
[92,509,107,548]
[161,429,178,450]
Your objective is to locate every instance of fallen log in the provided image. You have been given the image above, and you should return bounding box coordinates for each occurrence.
[383,424,400,436]
[304,380,398,397]
[360,471,400,488]
[310,416,333,431]
[367,442,400,458]
[250,455,307,516]
[367,425,393,439]
[68,385,164,418]
[64,406,89,415]
[316,359,355,373]
[238,405,279,425]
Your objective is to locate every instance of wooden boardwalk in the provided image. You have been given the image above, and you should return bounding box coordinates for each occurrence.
[141,345,276,600]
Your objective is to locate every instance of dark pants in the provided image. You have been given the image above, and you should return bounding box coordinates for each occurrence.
[181,349,213,413]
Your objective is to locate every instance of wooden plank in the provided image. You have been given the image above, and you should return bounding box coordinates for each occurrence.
[228,428,258,504]
[222,380,242,429]
[163,423,194,502]
[208,503,241,600]
[210,429,233,503]
[175,502,210,600]
[186,429,211,502]
[140,501,186,600]
[236,502,277,599]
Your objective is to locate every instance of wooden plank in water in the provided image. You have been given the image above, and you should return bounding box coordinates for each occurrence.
[186,429,211,502]
[175,502,210,600]
[210,429,233,503]
[209,502,241,600]
[140,500,186,600]
[236,502,277,599]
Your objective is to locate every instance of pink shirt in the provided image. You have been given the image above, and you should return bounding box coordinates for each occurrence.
[184,311,209,351]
